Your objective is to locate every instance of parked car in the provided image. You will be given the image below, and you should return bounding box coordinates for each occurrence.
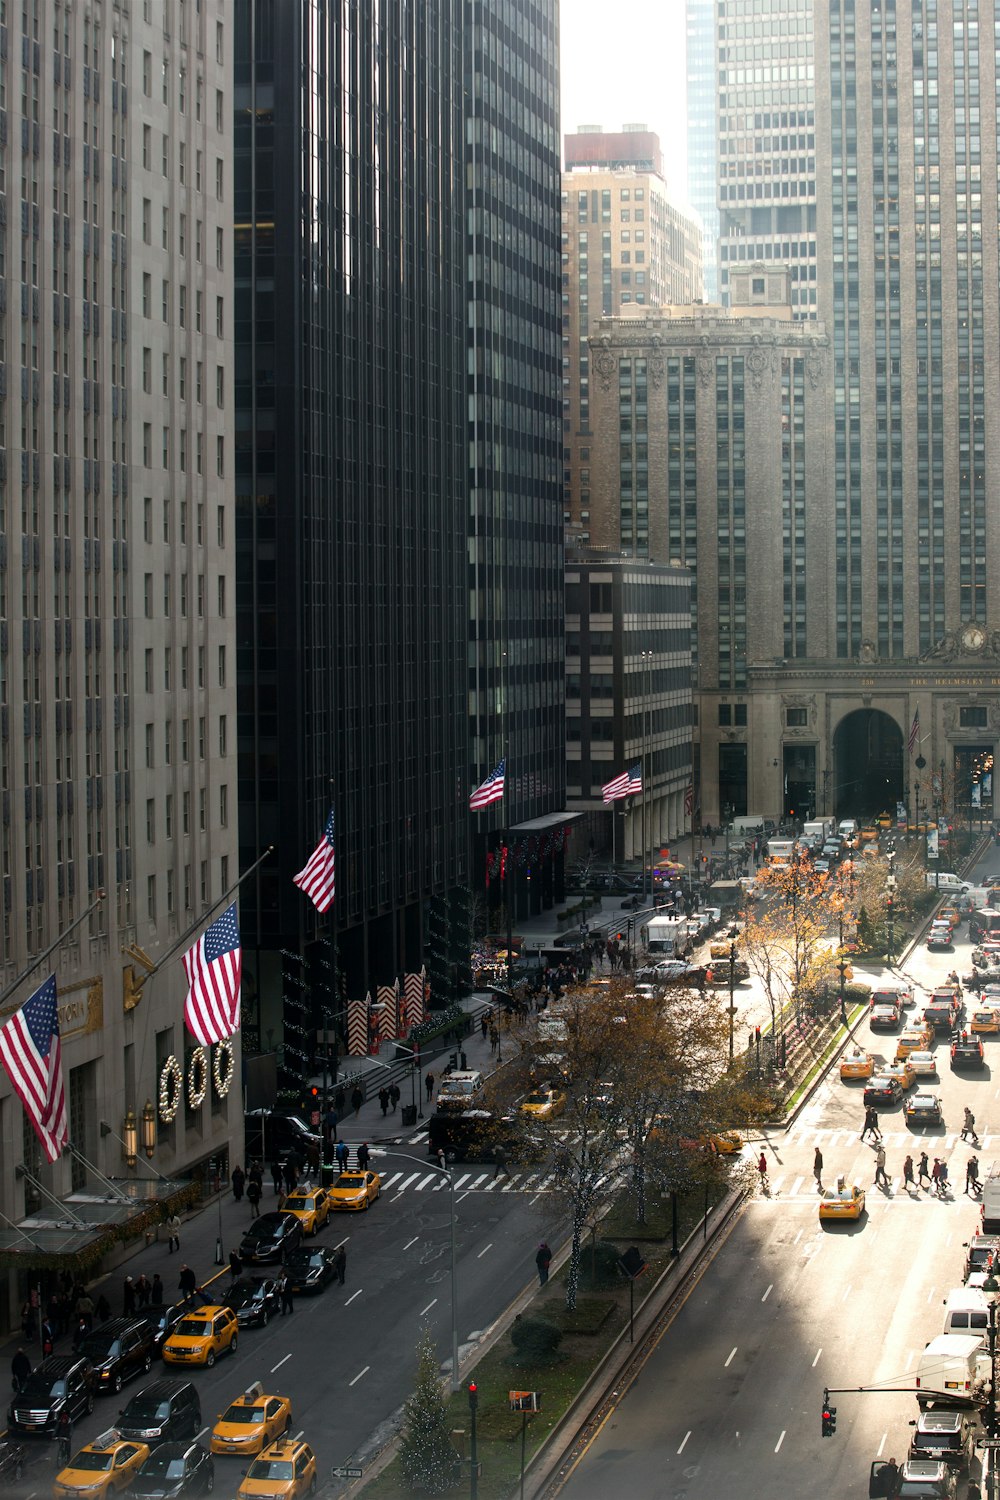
[117,1379,202,1447]
[78,1319,156,1394]
[224,1277,281,1329]
[132,1440,215,1498]
[7,1355,97,1437]
[239,1213,303,1266]
[863,1076,904,1108]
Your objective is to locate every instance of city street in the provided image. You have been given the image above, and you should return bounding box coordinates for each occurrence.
[558,848,1000,1499]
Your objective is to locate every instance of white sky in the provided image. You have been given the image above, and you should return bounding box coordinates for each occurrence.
[560,0,691,201]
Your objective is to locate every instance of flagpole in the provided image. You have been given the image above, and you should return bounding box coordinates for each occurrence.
[0,890,106,1011]
[141,846,274,978]
[504,741,513,996]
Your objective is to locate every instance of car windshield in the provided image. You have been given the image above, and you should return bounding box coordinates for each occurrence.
[177,1320,213,1337]
[290,1197,315,1210]
[68,1452,115,1472]
[23,1375,65,1398]
[336,1175,364,1188]
[913,1433,959,1450]
[524,1093,549,1105]
[123,1398,169,1421]
[140,1455,188,1478]
[441,1080,476,1094]
[248,1460,293,1480]
[79,1335,120,1360]
[221,1405,263,1424]
[898,1484,945,1498]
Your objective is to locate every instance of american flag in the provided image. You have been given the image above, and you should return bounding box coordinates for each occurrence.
[625,764,643,794]
[908,709,920,755]
[602,765,643,803]
[470,759,506,810]
[684,782,694,816]
[183,904,243,1046]
[294,807,336,912]
[0,975,68,1163]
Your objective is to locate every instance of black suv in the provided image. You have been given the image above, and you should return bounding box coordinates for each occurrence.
[79,1317,155,1394]
[132,1440,215,1498]
[239,1211,302,1265]
[8,1355,97,1436]
[117,1379,202,1447]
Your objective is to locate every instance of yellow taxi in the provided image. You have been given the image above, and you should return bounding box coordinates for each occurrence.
[939,906,962,929]
[328,1170,381,1212]
[819,1177,866,1222]
[163,1304,239,1367]
[237,1435,317,1500]
[706,1131,742,1155]
[839,1046,874,1081]
[971,1007,1000,1035]
[883,1061,916,1091]
[859,825,879,843]
[896,1028,931,1061]
[519,1084,567,1121]
[211,1382,292,1457]
[279,1188,330,1236]
[53,1433,150,1498]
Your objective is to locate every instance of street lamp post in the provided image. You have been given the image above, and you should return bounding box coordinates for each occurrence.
[727,941,737,1063]
[982,1266,999,1498]
[837,914,848,1027]
[375,1148,460,1390]
[885,851,898,966]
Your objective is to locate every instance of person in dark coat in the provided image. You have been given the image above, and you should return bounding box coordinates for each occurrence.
[95,1293,111,1324]
[178,1264,198,1303]
[351,1086,364,1117]
[277,1271,294,1316]
[333,1245,346,1285]
[72,1317,89,1353]
[135,1274,152,1310]
[378,1087,390,1116]
[246,1177,262,1218]
[389,1084,401,1113]
[271,1160,283,1196]
[150,1274,164,1307]
[336,1139,349,1171]
[357,1142,370,1171]
[535,1242,552,1286]
[11,1346,31,1392]
[334,1085,346,1115]
[424,1071,435,1103]
[229,1249,243,1280]
[231,1165,246,1202]
[122,1277,137,1317]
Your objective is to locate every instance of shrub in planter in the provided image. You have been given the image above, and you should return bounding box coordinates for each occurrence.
[578,1239,626,1291]
[509,1314,563,1363]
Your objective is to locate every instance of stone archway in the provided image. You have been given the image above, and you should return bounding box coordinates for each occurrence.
[832,708,904,819]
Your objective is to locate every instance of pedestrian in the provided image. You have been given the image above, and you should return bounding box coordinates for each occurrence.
[271,1160,283,1195]
[333,1245,347,1285]
[75,1292,94,1329]
[758,1151,769,1192]
[351,1086,364,1117]
[931,1158,942,1195]
[967,1156,981,1195]
[56,1407,73,1467]
[229,1248,243,1280]
[354,1141,369,1172]
[962,1106,978,1143]
[178,1264,198,1304]
[336,1139,349,1172]
[96,1293,111,1324]
[874,1145,889,1189]
[231,1165,246,1202]
[151,1274,164,1307]
[72,1316,89,1353]
[135,1274,152,1310]
[247,1177,262,1218]
[166,1211,181,1253]
[494,1145,510,1180]
[813,1147,823,1191]
[285,1161,298,1194]
[425,1071,435,1103]
[378,1087,390,1117]
[278,1272,294,1316]
[535,1241,553,1286]
[903,1155,915,1192]
[42,1317,55,1356]
[917,1150,930,1187]
[490,1025,499,1055]
[11,1346,31,1394]
[389,1083,400,1113]
[877,1458,900,1497]
[122,1276,136,1317]
[334,1084,346,1115]
[481,1013,489,1040]
[938,1159,950,1197]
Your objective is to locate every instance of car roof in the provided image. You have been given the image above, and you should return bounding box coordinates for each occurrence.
[918,1410,963,1430]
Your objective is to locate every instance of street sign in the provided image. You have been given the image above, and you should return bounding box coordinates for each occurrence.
[331,1466,364,1478]
[979,1438,1000,1448]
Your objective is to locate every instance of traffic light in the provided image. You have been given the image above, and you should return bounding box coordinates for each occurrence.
[468,1381,478,1412]
[821,1390,837,1437]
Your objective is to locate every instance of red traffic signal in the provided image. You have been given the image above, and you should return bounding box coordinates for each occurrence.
[468,1381,478,1411]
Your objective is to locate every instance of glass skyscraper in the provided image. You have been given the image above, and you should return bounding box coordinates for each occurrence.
[686,0,720,302]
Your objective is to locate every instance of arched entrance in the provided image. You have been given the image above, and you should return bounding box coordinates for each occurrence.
[832,709,904,819]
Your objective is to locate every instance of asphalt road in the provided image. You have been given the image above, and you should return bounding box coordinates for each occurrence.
[559,847,1000,1500]
[13,1138,564,1494]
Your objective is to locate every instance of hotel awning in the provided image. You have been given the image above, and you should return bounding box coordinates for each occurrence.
[509,810,582,833]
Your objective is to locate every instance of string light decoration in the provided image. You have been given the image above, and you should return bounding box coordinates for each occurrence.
[212,1038,235,1099]
[186,1047,208,1110]
[158,1056,183,1123]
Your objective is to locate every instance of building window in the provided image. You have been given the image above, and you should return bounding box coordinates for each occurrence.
[734,704,748,726]
[786,707,808,727]
[718,704,732,725]
[960,706,988,728]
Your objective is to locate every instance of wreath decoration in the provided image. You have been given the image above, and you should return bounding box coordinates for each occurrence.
[158,1055,183,1123]
[212,1038,235,1099]
[186,1046,208,1110]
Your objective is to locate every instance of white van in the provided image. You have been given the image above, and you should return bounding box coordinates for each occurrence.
[915,1333,989,1407]
[838,819,858,838]
[924,872,971,893]
[435,1070,485,1110]
[942,1287,990,1336]
[730,815,765,837]
[644,915,695,957]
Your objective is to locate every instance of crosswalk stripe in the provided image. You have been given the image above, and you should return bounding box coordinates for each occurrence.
[394,1172,422,1194]
[380,1172,402,1188]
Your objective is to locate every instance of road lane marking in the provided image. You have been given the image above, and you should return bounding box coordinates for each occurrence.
[344,1290,362,1305]
[403,1236,419,1251]
[877,1432,887,1457]
[334,1236,350,1249]
[420,1298,438,1316]
[926,1286,936,1302]
[458,1191,474,1203]
[271,1353,292,1372]
[197,1426,210,1440]
[775,1430,785,1453]
[394,1172,421,1194]
[349,1366,370,1386]
[453,1174,472,1189]
[794,1228,803,1245]
[761,1283,772,1303]
[725,1347,737,1367]
[677,1431,691,1455]
[790,1176,804,1195]
[812,1348,822,1367]
[477,1243,493,1259]
[841,1284,852,1302]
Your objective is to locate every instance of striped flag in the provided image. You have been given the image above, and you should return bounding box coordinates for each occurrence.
[603,765,643,802]
[625,764,643,794]
[0,975,68,1163]
[294,807,336,912]
[908,709,920,755]
[183,903,243,1045]
[470,759,506,810]
[684,783,694,816]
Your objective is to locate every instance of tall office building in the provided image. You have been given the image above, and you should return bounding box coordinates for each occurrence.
[234,4,469,1045]
[465,2,569,924]
[562,128,702,540]
[716,0,818,318]
[686,0,720,302]
[0,0,239,1298]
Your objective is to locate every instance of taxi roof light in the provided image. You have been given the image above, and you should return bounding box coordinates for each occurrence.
[242,1382,264,1403]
